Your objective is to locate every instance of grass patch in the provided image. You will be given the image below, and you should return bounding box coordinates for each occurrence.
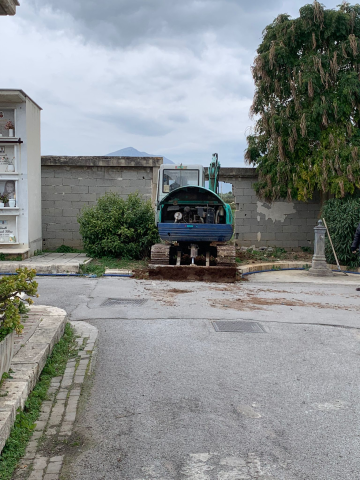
[235,247,314,265]
[0,254,23,262]
[236,247,287,263]
[80,257,148,277]
[0,323,77,480]
[39,246,84,255]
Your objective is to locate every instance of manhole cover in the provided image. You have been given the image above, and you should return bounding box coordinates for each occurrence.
[213,321,266,333]
[101,298,148,307]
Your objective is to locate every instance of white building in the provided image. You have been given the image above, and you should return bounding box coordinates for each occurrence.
[0,0,19,15]
[0,90,42,258]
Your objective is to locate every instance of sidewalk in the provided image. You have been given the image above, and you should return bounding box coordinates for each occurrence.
[0,253,91,274]
[0,304,98,480]
[11,321,98,480]
[0,306,68,453]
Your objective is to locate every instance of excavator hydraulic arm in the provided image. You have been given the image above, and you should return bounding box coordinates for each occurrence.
[208,153,220,194]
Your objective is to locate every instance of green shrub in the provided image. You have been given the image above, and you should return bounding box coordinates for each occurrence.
[322,197,360,269]
[0,268,38,340]
[77,192,159,259]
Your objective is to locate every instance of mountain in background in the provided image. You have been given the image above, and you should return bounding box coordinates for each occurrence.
[105,147,174,164]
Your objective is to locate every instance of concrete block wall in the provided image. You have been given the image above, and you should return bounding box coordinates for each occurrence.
[41,156,161,250]
[41,160,321,251]
[218,168,321,249]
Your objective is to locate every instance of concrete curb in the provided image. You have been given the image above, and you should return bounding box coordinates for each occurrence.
[237,261,310,274]
[0,262,90,274]
[0,306,67,453]
[0,254,92,274]
[237,261,360,274]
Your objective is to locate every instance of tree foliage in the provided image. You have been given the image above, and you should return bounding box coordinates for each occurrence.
[78,192,159,259]
[246,1,360,201]
[0,268,38,339]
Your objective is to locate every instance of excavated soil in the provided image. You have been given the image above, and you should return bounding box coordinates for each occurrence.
[143,286,192,306]
[211,294,359,312]
[148,266,237,283]
[167,288,192,294]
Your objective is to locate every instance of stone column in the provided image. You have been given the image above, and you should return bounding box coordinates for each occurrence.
[308,219,333,276]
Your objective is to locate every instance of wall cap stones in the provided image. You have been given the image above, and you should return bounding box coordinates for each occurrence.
[41,156,163,167]
[204,167,257,179]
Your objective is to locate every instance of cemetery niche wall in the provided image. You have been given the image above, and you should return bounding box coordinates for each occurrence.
[0,90,42,258]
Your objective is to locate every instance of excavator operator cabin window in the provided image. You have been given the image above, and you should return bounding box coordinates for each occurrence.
[163,169,199,193]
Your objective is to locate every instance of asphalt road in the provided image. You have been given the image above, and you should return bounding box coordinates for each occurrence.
[35,276,360,480]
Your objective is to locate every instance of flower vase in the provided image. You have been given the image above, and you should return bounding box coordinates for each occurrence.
[8,199,15,208]
[8,129,14,137]
[6,164,15,173]
[0,203,4,208]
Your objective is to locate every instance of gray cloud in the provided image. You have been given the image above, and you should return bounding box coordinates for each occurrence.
[27,0,290,50]
[167,113,188,123]
[4,0,341,163]
[99,111,173,137]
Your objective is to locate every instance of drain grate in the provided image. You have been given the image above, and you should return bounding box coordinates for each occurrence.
[213,321,266,333]
[101,298,148,307]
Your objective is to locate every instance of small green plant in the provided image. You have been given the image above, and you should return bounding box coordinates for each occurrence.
[0,268,38,340]
[236,246,287,263]
[0,254,23,262]
[300,246,312,253]
[0,194,8,205]
[302,264,311,270]
[80,257,148,277]
[272,247,286,258]
[271,265,281,271]
[78,192,159,259]
[0,370,13,389]
[18,301,29,315]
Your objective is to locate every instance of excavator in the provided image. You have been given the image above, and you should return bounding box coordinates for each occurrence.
[149,154,236,282]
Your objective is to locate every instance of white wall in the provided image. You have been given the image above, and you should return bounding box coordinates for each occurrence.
[26,98,42,253]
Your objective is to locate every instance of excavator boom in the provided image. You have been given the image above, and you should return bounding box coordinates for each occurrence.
[208,153,220,194]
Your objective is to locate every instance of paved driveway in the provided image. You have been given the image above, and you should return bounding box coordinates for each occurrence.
[35,275,360,479]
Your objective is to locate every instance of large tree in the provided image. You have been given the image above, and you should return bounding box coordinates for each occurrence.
[246,1,360,201]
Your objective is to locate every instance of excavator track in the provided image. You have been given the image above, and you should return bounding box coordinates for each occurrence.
[150,244,171,265]
[216,244,236,267]
[149,242,237,283]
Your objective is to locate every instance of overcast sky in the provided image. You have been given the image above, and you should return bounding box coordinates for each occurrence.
[2,0,340,166]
